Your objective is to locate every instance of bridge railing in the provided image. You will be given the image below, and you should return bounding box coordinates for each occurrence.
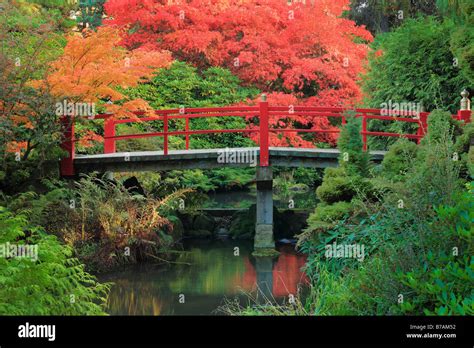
[266,105,426,152]
[101,106,260,155]
[60,91,471,176]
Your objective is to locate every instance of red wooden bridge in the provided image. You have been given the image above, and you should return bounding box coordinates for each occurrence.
[59,94,471,250]
[59,94,472,177]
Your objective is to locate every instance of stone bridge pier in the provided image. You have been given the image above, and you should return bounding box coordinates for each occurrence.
[255,166,274,249]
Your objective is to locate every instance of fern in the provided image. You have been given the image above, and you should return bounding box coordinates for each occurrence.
[0,207,110,315]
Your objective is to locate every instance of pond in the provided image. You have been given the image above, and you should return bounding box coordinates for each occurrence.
[99,239,309,315]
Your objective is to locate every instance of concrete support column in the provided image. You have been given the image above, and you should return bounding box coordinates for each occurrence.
[255,166,274,249]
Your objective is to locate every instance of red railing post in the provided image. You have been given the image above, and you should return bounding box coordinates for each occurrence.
[104,118,116,153]
[163,113,168,155]
[259,94,269,167]
[457,109,471,124]
[417,112,429,144]
[458,89,471,124]
[60,115,75,177]
[185,117,190,150]
[361,113,367,151]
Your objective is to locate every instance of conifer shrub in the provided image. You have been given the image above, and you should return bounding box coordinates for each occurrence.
[381,138,418,181]
[338,113,371,177]
[309,201,353,224]
[454,122,474,178]
[316,168,359,204]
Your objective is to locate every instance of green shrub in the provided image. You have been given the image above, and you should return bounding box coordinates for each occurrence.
[311,202,353,224]
[292,167,322,186]
[422,110,463,145]
[124,61,260,149]
[302,201,355,242]
[316,176,355,204]
[179,170,216,192]
[207,168,255,190]
[409,110,463,207]
[399,185,474,315]
[468,147,474,178]
[307,264,357,315]
[0,208,109,315]
[5,186,72,231]
[381,138,418,181]
[401,255,473,315]
[449,1,474,85]
[454,122,474,179]
[454,122,474,155]
[362,17,470,115]
[115,124,168,152]
[366,177,394,197]
[301,116,472,316]
[340,254,405,315]
[361,16,471,150]
[316,168,361,204]
[338,113,371,176]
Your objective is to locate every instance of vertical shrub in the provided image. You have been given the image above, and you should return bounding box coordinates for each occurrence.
[337,113,371,177]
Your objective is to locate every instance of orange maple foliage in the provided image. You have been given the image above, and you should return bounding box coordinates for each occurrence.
[33,27,172,120]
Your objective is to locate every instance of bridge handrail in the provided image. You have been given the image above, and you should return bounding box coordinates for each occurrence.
[59,93,472,176]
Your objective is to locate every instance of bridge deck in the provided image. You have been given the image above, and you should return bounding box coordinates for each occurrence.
[73,147,386,173]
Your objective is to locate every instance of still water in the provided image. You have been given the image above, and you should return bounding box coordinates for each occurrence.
[100,239,308,315]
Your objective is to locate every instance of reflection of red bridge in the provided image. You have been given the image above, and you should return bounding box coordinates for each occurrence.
[233,249,309,297]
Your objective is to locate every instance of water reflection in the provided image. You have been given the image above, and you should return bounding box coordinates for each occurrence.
[100,240,308,315]
[255,257,273,303]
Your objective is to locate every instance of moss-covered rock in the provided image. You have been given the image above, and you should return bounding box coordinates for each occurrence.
[252,248,280,257]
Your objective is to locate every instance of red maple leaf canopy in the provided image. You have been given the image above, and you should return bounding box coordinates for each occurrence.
[104,0,373,146]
